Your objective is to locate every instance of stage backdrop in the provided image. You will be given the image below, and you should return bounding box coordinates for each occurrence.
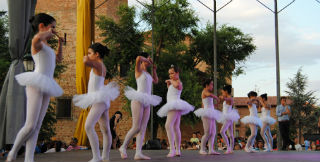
[0,0,37,149]
[73,0,94,146]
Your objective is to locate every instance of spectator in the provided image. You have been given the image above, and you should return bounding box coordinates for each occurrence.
[67,138,81,151]
[196,131,202,143]
[161,139,168,150]
[45,141,66,153]
[276,97,295,150]
[190,132,200,144]
[110,111,122,149]
[304,139,310,151]
[311,141,316,151]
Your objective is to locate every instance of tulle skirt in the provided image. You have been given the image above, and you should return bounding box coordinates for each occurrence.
[124,86,162,107]
[260,116,276,125]
[73,81,119,109]
[157,99,194,117]
[15,72,63,97]
[218,109,240,123]
[241,116,263,127]
[194,108,222,121]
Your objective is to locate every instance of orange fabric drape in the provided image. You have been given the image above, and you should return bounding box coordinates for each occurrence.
[73,0,93,146]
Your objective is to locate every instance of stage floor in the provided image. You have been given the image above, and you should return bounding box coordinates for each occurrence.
[1,150,319,162]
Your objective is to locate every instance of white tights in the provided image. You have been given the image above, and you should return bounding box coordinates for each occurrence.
[200,117,217,152]
[165,110,182,154]
[246,124,258,149]
[220,120,234,151]
[85,103,112,162]
[260,122,272,149]
[120,101,150,157]
[7,86,50,162]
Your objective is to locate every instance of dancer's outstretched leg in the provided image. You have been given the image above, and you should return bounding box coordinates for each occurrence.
[266,126,273,151]
[260,123,270,152]
[134,106,151,160]
[200,117,211,155]
[173,111,182,156]
[208,120,220,155]
[24,94,50,162]
[165,111,179,157]
[7,87,43,162]
[119,101,143,159]
[85,103,108,162]
[98,109,112,161]
[220,120,232,154]
[227,122,234,153]
[245,124,257,153]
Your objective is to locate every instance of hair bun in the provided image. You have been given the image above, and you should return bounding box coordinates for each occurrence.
[29,16,35,24]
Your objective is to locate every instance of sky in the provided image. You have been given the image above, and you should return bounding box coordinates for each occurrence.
[1,0,319,101]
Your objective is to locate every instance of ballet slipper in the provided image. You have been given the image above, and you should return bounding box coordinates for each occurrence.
[175,150,181,156]
[208,151,220,155]
[244,147,253,153]
[134,153,151,160]
[199,150,207,155]
[224,150,232,154]
[166,150,176,158]
[6,151,16,162]
[119,147,127,159]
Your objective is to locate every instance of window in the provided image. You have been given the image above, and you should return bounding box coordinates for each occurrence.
[56,97,72,119]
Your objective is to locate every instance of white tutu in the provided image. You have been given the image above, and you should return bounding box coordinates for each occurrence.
[260,116,276,125]
[194,108,222,120]
[15,72,63,97]
[157,99,194,117]
[124,86,162,106]
[218,109,240,123]
[73,81,119,109]
[240,116,263,127]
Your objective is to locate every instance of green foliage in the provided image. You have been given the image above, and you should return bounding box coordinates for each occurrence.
[0,14,10,91]
[96,5,144,79]
[190,24,256,88]
[141,0,198,61]
[285,68,319,141]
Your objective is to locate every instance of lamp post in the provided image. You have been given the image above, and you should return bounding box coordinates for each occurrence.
[23,53,34,71]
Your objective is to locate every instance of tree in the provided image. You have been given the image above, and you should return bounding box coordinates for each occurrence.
[96,5,145,79]
[141,0,199,62]
[286,68,319,144]
[0,14,10,91]
[190,24,256,87]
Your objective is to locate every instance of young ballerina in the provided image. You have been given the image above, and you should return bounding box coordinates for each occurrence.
[240,91,263,153]
[259,93,276,152]
[157,65,194,157]
[73,43,119,162]
[218,85,240,154]
[7,13,64,162]
[119,53,162,160]
[194,80,221,155]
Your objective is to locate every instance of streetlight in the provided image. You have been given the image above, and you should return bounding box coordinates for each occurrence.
[23,53,34,71]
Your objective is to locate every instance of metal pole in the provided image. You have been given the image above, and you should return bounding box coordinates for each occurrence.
[274,0,280,106]
[256,0,295,150]
[150,0,155,140]
[213,0,217,96]
[274,0,282,150]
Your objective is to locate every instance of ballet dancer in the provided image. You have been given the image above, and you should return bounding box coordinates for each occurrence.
[119,53,162,160]
[259,93,276,152]
[73,43,119,162]
[218,85,240,154]
[194,79,221,155]
[157,65,194,157]
[241,91,262,153]
[7,13,64,162]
